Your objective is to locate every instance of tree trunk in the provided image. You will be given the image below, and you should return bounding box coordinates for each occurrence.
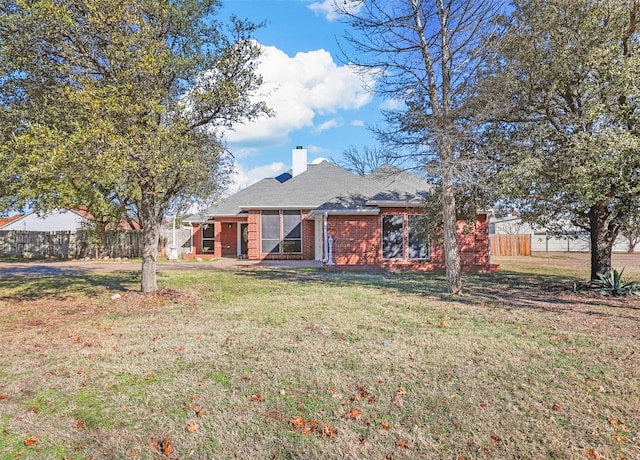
[140,189,160,293]
[589,205,617,281]
[442,168,462,294]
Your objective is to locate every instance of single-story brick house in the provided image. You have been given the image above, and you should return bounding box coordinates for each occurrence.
[185,147,494,271]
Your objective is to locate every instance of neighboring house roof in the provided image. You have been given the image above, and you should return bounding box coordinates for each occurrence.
[0,209,90,231]
[0,214,23,229]
[0,208,140,231]
[190,160,432,220]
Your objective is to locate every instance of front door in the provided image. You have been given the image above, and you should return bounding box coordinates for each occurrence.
[239,223,249,257]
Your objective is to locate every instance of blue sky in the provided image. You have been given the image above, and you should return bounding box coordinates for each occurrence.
[219,0,388,190]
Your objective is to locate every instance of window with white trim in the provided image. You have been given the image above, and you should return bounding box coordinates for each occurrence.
[202,223,214,252]
[382,215,404,259]
[408,214,429,259]
[382,214,429,260]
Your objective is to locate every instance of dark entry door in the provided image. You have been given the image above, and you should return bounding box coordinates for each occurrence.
[240,223,249,257]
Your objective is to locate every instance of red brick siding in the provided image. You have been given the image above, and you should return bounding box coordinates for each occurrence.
[326,210,492,271]
[192,223,203,255]
[247,211,260,259]
[327,215,380,265]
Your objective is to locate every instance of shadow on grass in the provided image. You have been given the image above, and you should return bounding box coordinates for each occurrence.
[235,267,640,320]
[0,271,140,301]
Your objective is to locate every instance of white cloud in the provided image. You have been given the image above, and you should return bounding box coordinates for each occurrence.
[350,119,365,127]
[315,119,341,133]
[306,144,329,155]
[308,0,363,21]
[225,45,374,152]
[379,98,405,111]
[229,161,287,192]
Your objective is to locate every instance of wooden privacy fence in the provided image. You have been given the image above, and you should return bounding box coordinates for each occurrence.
[489,234,531,256]
[0,230,143,259]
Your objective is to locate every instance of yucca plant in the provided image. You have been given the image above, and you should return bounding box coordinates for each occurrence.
[592,268,640,296]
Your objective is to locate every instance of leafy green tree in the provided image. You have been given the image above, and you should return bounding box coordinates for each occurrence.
[483,0,640,281]
[337,0,500,293]
[0,0,269,292]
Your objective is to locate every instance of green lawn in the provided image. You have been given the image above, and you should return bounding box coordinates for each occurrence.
[0,264,638,459]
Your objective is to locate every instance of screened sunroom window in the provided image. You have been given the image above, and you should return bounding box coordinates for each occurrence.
[261,210,302,254]
[282,210,302,253]
[261,211,280,253]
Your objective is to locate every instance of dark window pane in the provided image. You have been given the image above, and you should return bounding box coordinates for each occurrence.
[408,215,428,259]
[202,225,214,239]
[382,215,404,259]
[282,240,301,253]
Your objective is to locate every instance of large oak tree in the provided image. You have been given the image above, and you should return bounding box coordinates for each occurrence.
[484,0,640,280]
[0,0,269,292]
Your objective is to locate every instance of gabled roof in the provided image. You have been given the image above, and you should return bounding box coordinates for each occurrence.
[191,160,432,220]
[0,214,23,229]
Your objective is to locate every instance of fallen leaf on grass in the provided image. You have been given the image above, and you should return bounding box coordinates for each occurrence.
[187,422,200,433]
[251,394,264,402]
[609,418,628,430]
[196,408,206,417]
[491,435,501,444]
[0,394,8,400]
[150,436,174,456]
[381,421,390,430]
[321,424,337,438]
[613,433,628,443]
[161,437,174,455]
[438,321,448,328]
[74,420,85,430]
[353,386,371,401]
[24,436,38,446]
[343,409,362,420]
[126,451,140,458]
[396,440,411,450]
[290,416,306,430]
[552,403,562,411]
[479,403,488,408]
[584,449,604,459]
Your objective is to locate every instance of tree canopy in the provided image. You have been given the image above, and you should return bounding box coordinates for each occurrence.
[0,0,270,291]
[483,0,640,280]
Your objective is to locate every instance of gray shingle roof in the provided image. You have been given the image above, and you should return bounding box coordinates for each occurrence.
[189,161,432,219]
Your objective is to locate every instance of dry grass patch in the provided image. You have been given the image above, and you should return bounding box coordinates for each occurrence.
[0,264,638,459]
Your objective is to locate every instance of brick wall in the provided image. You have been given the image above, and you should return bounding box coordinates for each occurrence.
[326,210,492,271]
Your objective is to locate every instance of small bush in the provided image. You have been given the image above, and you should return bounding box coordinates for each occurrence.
[592,267,640,296]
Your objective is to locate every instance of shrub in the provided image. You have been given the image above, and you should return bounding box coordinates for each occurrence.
[592,268,640,296]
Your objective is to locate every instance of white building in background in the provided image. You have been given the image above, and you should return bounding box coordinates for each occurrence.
[489,215,635,253]
[0,209,90,232]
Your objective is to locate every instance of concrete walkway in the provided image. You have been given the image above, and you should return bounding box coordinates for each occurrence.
[0,257,324,278]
